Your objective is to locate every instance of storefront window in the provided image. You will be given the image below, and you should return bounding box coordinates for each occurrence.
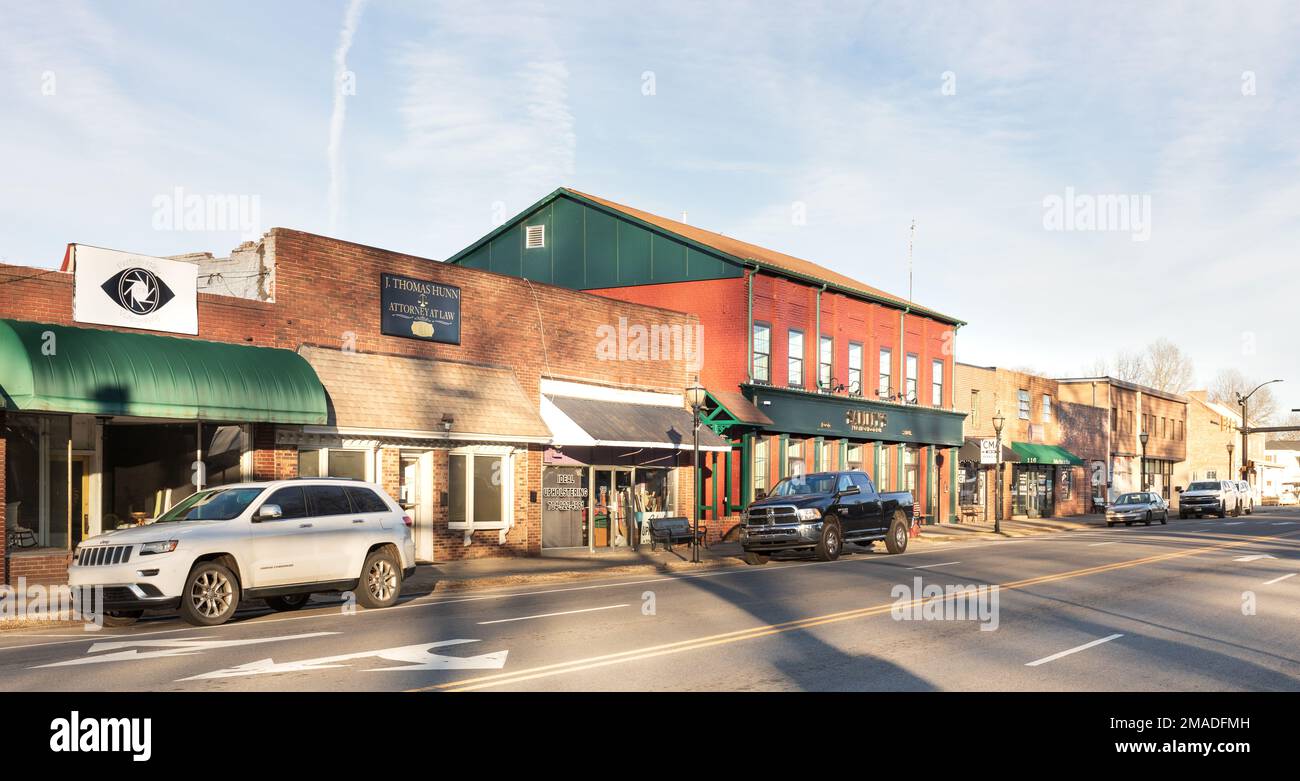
[753,438,769,495]
[327,449,367,480]
[3,415,42,548]
[104,422,200,531]
[448,449,512,529]
[787,439,805,479]
[847,443,864,469]
[298,448,321,477]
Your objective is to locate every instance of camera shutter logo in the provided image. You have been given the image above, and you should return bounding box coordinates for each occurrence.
[100,267,176,316]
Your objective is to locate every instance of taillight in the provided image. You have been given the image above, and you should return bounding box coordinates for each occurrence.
[402,515,414,527]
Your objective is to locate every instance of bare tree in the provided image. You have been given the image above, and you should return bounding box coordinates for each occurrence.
[1207,369,1280,427]
[1142,338,1195,394]
[1271,413,1300,441]
[1083,339,1194,393]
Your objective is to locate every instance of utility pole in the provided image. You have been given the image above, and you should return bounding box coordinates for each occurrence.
[908,218,916,302]
[1238,379,1283,491]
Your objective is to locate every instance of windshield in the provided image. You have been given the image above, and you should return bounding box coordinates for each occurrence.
[769,473,838,496]
[1115,493,1149,505]
[1186,482,1221,492]
[153,487,264,523]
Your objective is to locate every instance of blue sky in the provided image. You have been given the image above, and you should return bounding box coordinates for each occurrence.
[1,1,1298,404]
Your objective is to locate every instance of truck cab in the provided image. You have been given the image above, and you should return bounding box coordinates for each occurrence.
[740,469,914,565]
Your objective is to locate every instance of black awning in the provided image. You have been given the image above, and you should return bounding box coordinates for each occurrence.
[546,395,732,451]
[958,436,1020,464]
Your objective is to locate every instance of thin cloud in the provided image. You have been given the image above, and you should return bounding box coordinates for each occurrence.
[328,0,367,236]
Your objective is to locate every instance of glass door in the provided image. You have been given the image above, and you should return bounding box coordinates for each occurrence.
[590,468,635,550]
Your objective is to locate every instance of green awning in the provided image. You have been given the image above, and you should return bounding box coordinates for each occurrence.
[1008,442,1084,466]
[0,319,327,424]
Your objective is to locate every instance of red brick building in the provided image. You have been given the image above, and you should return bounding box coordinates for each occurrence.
[1,229,725,585]
[448,188,967,530]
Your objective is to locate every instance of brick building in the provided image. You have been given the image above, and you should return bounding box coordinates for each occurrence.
[1174,391,1270,504]
[954,364,1107,520]
[1057,377,1188,501]
[1,229,725,586]
[447,188,967,529]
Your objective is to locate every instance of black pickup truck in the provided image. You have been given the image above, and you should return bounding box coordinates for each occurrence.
[740,469,914,565]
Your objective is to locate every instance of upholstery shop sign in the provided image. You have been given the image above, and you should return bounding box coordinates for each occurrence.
[70,244,198,334]
[380,273,461,344]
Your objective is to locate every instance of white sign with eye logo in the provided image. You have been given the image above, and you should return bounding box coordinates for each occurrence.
[69,244,198,334]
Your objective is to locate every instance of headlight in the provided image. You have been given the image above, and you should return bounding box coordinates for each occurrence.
[796,508,822,522]
[138,540,179,555]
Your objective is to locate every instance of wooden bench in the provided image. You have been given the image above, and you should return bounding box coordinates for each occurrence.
[959,504,980,524]
[649,516,705,552]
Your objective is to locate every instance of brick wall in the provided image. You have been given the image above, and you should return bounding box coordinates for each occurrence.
[9,552,73,586]
[1,426,6,584]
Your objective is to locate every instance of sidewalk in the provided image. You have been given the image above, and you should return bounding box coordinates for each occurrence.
[920,514,1107,542]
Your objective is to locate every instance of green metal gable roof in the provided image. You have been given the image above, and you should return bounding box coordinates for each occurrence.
[0,319,327,424]
[445,187,965,326]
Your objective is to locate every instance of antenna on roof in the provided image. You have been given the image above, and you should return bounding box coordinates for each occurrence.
[908,218,916,302]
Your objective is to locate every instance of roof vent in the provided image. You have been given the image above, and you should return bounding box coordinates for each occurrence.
[525,224,545,249]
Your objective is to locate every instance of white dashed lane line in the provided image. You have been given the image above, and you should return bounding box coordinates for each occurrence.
[1025,634,1125,667]
[1263,573,1296,585]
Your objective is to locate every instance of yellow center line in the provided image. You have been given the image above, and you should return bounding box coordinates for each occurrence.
[418,529,1299,693]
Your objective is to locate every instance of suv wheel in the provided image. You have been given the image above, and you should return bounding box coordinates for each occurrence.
[180,561,240,626]
[814,520,842,561]
[102,610,142,628]
[885,512,909,554]
[356,548,402,609]
[1145,511,1152,526]
[266,593,311,612]
[742,551,770,566]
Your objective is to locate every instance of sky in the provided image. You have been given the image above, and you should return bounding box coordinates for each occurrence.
[1,0,1297,409]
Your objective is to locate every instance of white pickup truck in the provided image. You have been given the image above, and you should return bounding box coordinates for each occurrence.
[68,479,417,626]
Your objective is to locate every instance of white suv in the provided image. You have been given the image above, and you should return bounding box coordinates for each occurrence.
[68,479,417,627]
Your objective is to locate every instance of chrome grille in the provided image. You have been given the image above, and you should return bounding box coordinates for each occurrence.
[746,505,799,525]
[76,545,133,567]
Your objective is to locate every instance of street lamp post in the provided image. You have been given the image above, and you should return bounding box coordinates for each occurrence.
[993,412,1006,533]
[685,377,708,564]
[1139,430,1149,491]
[1227,441,1235,482]
[1237,379,1283,490]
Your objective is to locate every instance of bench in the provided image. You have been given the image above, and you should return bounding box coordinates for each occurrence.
[959,504,980,524]
[649,516,705,552]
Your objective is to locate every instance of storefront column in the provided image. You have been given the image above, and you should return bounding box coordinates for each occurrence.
[813,436,824,471]
[870,442,880,486]
[0,429,7,584]
[926,446,936,523]
[740,435,752,508]
[894,444,903,493]
[778,434,789,479]
[948,447,958,521]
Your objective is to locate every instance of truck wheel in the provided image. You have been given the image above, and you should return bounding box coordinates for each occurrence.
[814,520,842,561]
[101,610,142,627]
[885,512,909,554]
[180,561,240,627]
[742,551,770,566]
[1145,511,1152,526]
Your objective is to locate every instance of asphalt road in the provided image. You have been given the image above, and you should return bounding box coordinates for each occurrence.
[2,507,1298,692]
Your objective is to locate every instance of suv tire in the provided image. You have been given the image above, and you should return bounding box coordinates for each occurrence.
[742,551,770,566]
[180,561,240,627]
[356,548,403,609]
[814,519,842,562]
[885,512,909,554]
[266,593,311,612]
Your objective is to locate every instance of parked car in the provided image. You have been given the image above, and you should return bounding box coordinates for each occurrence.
[1234,480,1255,515]
[740,470,913,565]
[68,479,417,627]
[1106,492,1168,527]
[1177,480,1236,519]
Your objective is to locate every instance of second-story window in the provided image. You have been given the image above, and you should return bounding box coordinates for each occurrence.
[752,324,771,382]
[878,348,892,399]
[848,342,863,394]
[787,329,804,387]
[1043,394,1052,422]
[905,353,918,403]
[818,336,833,390]
[931,359,944,407]
[971,389,981,421]
[1018,389,1030,420]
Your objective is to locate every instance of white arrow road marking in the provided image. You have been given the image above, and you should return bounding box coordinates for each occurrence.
[477,604,629,625]
[1234,554,1277,562]
[1026,633,1124,667]
[179,639,508,680]
[31,632,339,669]
[1263,573,1296,585]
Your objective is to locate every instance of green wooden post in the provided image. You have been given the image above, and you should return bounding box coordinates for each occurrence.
[779,434,789,478]
[926,446,937,523]
[740,433,753,508]
[949,447,958,521]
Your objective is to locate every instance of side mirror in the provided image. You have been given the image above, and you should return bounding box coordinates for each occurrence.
[254,504,283,522]
[755,490,767,500]
[838,485,861,497]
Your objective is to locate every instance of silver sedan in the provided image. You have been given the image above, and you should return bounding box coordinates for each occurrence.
[1106,492,1169,527]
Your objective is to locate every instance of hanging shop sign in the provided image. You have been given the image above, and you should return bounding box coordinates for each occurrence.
[979,439,999,465]
[70,244,198,334]
[380,273,461,344]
